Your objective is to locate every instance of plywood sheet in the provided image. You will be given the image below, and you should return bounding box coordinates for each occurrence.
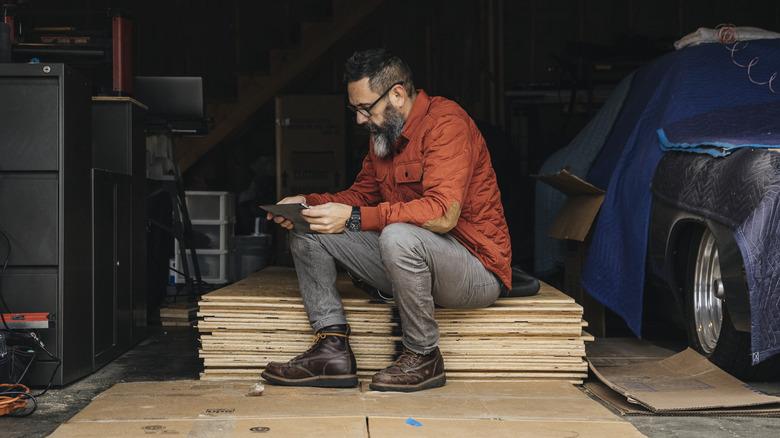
[196,268,590,383]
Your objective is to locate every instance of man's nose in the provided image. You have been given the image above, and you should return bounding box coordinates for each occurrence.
[356,112,369,125]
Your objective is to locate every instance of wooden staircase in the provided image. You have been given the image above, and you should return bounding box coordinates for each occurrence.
[175,0,385,172]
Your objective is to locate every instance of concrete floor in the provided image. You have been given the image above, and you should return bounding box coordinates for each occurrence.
[2,329,779,437]
[1,328,200,438]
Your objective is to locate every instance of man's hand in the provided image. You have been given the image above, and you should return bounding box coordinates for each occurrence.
[265,195,306,230]
[301,202,352,234]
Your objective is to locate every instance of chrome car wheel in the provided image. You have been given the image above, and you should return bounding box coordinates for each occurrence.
[693,229,724,355]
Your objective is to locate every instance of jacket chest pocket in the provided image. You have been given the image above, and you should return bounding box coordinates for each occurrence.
[395,161,423,184]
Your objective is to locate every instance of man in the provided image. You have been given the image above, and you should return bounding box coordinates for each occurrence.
[262,49,511,392]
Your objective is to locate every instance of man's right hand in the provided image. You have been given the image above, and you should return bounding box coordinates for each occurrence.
[265,195,307,230]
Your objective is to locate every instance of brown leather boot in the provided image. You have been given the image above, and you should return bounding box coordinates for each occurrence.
[261,324,358,388]
[369,347,446,392]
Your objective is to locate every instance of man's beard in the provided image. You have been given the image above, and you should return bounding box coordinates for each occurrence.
[366,105,405,158]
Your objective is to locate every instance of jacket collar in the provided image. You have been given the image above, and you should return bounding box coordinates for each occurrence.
[393,90,431,154]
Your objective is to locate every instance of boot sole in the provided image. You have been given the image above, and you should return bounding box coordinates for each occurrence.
[369,373,446,392]
[261,371,358,388]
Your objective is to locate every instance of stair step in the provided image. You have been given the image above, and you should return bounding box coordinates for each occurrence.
[332,0,362,16]
[268,48,299,74]
[207,102,235,126]
[237,74,271,94]
[300,21,334,47]
[175,0,387,172]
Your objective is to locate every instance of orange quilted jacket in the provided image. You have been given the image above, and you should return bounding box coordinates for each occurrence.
[306,91,512,288]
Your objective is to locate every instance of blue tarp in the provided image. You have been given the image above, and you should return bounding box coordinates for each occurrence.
[581,40,780,349]
[658,101,780,157]
[735,178,780,364]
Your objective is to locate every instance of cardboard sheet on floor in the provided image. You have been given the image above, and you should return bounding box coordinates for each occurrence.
[70,380,617,423]
[368,417,644,438]
[52,380,645,437]
[584,381,780,417]
[585,337,677,367]
[49,417,368,438]
[589,348,780,413]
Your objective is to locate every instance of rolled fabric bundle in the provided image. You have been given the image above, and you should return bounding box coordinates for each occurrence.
[674,26,780,50]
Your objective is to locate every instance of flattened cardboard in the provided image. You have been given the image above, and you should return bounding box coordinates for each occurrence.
[53,380,643,437]
[50,417,369,438]
[584,381,780,417]
[73,393,366,422]
[535,169,605,242]
[71,380,615,423]
[589,348,780,413]
[585,337,677,367]
[361,380,581,398]
[369,417,645,438]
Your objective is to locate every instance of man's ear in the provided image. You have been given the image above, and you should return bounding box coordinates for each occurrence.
[388,84,406,109]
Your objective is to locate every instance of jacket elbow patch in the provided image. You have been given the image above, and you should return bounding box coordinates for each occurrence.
[423,202,461,233]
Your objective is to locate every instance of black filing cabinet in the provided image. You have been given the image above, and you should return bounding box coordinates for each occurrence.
[0,64,93,386]
[0,65,148,386]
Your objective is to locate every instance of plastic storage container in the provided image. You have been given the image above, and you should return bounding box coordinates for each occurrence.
[175,191,236,284]
[174,249,230,284]
[185,191,235,222]
[191,222,235,250]
[230,218,272,281]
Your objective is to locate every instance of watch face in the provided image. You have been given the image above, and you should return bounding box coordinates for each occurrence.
[346,207,361,232]
[347,212,361,231]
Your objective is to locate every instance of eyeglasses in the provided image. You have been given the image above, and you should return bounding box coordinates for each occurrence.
[347,81,404,118]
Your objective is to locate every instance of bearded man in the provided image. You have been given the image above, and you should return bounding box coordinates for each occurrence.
[262,48,511,392]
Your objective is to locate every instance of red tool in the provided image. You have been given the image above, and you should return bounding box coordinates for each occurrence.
[0,313,51,330]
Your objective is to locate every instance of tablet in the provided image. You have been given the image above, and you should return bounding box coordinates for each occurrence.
[260,203,313,233]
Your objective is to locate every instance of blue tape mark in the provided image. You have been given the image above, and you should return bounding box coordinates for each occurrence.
[405,417,423,427]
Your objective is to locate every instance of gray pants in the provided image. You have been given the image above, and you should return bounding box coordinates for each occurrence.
[289,223,501,354]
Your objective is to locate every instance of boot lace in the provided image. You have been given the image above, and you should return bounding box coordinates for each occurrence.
[393,349,425,371]
[290,332,347,362]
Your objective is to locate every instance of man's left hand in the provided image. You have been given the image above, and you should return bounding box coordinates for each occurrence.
[301,203,353,234]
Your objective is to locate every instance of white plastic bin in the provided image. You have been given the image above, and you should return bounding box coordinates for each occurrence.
[174,247,230,284]
[185,191,235,222]
[191,222,235,250]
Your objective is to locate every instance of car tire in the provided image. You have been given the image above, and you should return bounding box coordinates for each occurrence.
[684,227,777,380]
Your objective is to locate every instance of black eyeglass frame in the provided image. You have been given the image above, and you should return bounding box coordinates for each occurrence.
[347,81,405,118]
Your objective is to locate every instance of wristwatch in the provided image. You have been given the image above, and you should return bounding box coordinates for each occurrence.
[345,206,361,231]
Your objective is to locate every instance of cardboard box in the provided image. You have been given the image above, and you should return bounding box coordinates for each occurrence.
[274,95,346,266]
[275,95,346,200]
[535,169,605,241]
[536,169,606,336]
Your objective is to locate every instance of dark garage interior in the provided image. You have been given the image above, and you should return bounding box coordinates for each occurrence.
[1,0,780,436]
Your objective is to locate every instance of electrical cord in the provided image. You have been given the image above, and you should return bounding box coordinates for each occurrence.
[0,384,37,417]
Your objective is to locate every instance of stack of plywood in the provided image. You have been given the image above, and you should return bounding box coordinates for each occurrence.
[197,267,592,383]
[159,302,198,327]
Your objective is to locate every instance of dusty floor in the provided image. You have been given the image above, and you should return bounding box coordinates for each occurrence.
[1,328,200,437]
[1,328,779,437]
